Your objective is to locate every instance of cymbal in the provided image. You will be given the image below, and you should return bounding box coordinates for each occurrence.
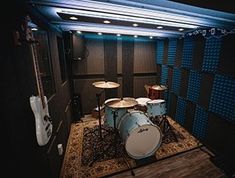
[105,98,138,108]
[151,85,167,91]
[92,81,120,89]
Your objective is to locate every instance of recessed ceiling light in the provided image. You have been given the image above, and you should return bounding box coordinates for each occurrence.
[157,26,163,29]
[133,23,138,27]
[117,34,121,36]
[103,20,111,24]
[98,32,102,35]
[178,28,184,31]
[134,35,138,38]
[77,31,82,34]
[149,36,153,39]
[31,28,38,31]
[69,16,78,20]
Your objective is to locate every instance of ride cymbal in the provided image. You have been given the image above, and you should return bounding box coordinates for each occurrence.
[105,98,138,108]
[92,81,120,89]
[151,85,167,91]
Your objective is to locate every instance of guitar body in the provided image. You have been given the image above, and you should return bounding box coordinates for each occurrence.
[30,95,52,146]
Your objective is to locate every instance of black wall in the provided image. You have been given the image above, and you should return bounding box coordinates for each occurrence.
[3,3,73,178]
[71,35,157,114]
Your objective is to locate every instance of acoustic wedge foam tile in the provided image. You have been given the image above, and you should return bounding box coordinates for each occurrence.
[209,74,235,121]
[181,37,194,69]
[167,39,177,66]
[187,70,202,103]
[192,106,209,139]
[202,37,222,73]
[156,40,164,64]
[175,96,187,125]
[171,68,181,94]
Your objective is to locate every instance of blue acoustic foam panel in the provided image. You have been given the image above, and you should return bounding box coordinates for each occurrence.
[192,106,209,140]
[171,68,181,95]
[209,74,235,121]
[187,70,202,103]
[161,65,169,85]
[181,37,194,69]
[175,96,187,125]
[167,39,177,66]
[156,40,164,64]
[202,37,222,73]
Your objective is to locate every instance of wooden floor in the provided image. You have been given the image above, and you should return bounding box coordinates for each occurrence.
[107,147,228,178]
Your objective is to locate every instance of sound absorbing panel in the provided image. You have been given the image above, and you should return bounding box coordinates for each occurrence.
[175,96,187,125]
[167,39,177,66]
[181,37,194,69]
[202,37,222,73]
[192,106,209,140]
[171,67,181,94]
[209,74,235,121]
[187,70,202,103]
[161,65,168,85]
[156,40,164,64]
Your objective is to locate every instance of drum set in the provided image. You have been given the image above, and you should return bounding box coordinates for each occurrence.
[89,80,176,173]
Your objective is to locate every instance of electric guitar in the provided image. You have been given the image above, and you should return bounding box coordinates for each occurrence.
[29,41,53,146]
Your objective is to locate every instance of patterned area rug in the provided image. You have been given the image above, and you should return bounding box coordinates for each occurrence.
[60,115,201,178]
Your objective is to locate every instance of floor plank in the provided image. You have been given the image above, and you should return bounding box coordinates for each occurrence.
[107,147,228,178]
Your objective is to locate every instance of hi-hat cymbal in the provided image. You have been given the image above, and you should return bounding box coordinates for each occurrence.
[151,85,167,91]
[105,98,138,108]
[92,81,120,89]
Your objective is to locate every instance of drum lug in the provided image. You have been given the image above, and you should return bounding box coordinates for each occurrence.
[136,122,141,127]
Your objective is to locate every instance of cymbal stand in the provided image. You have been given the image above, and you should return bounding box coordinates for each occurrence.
[87,89,111,166]
[111,109,135,176]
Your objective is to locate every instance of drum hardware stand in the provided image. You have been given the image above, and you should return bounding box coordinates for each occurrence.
[158,83,178,142]
[86,89,112,166]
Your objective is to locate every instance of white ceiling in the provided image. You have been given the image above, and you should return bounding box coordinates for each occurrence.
[27,0,235,38]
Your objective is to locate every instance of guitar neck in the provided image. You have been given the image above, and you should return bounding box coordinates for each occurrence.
[31,42,46,108]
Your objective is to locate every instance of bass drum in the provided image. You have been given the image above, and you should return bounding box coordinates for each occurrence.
[118,111,162,159]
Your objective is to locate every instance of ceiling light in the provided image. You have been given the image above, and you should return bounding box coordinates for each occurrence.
[134,35,138,38]
[117,34,121,36]
[103,20,111,24]
[149,36,153,39]
[98,32,102,35]
[31,28,38,31]
[77,31,82,34]
[178,28,184,31]
[133,23,138,27]
[69,16,78,20]
[157,26,163,29]
[58,23,183,37]
[59,5,200,29]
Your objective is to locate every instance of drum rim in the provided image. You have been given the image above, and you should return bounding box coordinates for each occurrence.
[125,123,162,159]
[147,99,165,104]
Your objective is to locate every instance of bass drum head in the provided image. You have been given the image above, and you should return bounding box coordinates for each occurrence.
[126,124,162,159]
[118,111,162,159]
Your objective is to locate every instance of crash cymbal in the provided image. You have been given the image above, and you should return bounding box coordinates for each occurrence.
[105,98,138,108]
[151,85,167,91]
[92,81,120,89]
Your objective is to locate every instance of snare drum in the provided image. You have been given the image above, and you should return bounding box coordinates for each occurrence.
[118,110,162,159]
[104,98,127,128]
[135,97,151,113]
[146,99,166,117]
